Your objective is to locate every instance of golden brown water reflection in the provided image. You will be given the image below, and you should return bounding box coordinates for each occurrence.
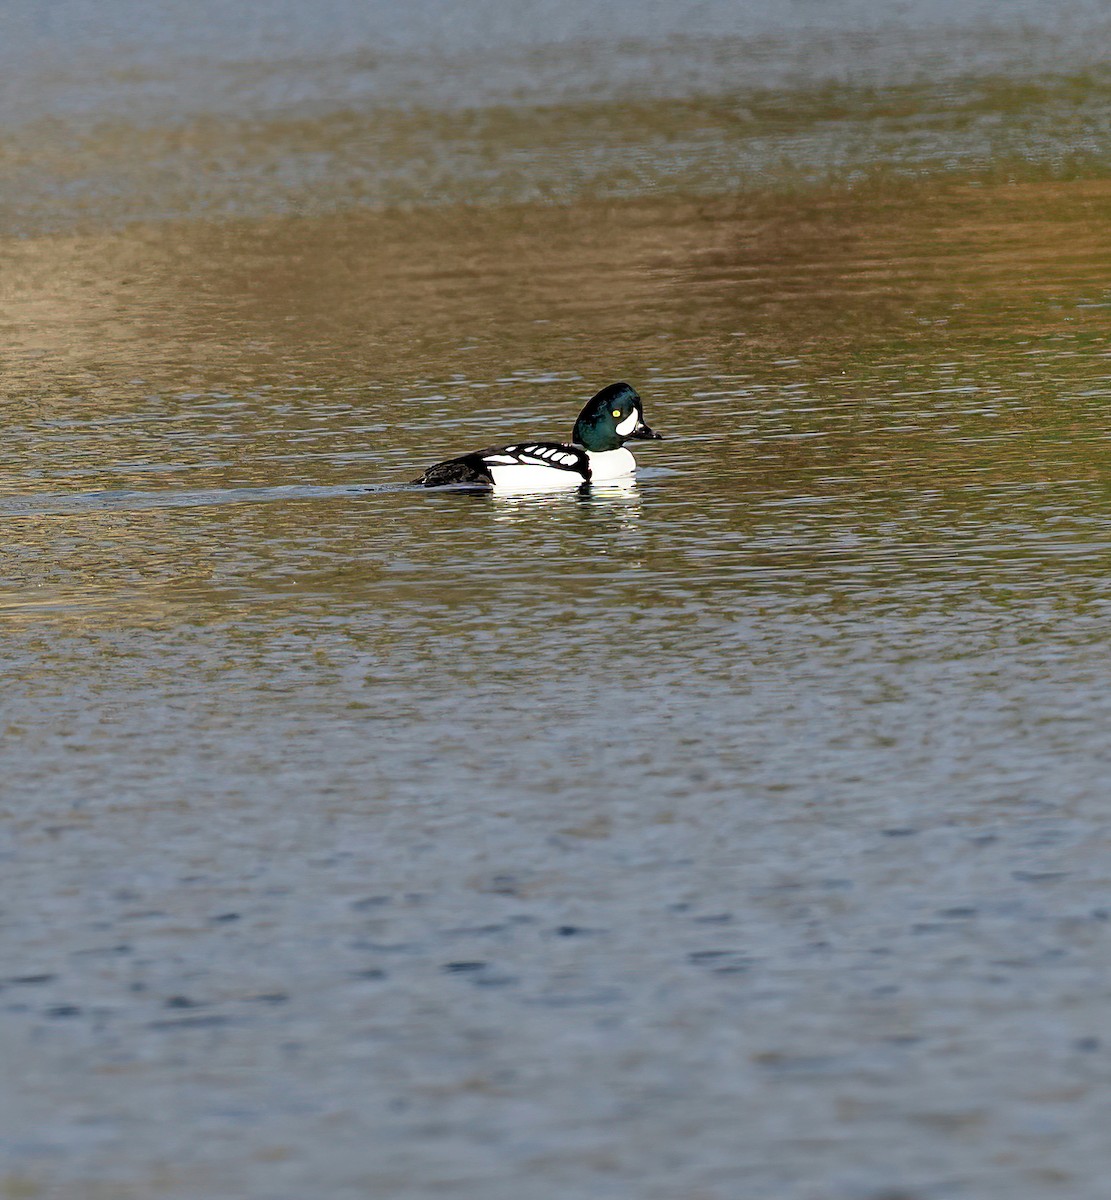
[4,177,1108,458]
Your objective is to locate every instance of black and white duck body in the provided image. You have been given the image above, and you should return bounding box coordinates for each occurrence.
[412,382,662,492]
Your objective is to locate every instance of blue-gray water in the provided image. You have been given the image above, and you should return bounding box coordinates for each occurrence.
[3,4,1111,1199]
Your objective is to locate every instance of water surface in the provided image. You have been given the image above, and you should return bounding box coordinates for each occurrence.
[3,6,1111,1200]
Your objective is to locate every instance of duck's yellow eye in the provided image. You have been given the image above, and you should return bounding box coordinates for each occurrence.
[612,409,622,418]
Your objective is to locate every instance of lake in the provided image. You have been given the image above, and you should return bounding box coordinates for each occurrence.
[3,3,1111,1198]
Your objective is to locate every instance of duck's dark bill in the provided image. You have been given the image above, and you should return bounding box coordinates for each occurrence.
[629,422,663,440]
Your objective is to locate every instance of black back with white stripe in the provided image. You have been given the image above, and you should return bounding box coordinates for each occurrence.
[412,442,590,487]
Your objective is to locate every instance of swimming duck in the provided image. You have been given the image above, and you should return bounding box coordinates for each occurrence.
[412,381,662,490]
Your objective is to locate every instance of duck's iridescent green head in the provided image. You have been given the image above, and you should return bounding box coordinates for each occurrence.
[571,382,662,452]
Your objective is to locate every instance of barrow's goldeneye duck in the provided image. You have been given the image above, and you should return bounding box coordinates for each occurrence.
[412,381,663,491]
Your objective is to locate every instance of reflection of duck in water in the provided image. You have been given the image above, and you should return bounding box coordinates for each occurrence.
[411,382,663,492]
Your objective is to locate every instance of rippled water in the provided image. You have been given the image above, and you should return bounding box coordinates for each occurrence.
[3,5,1111,1200]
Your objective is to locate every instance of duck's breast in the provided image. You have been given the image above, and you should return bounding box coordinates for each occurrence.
[586,448,636,481]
